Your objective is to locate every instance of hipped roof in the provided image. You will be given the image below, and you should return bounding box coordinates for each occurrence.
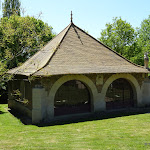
[8,22,149,76]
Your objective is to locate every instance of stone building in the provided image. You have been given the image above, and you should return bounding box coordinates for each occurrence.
[8,21,150,124]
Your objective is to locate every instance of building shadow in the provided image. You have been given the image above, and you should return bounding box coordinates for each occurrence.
[37,107,150,127]
[8,109,32,125]
[8,107,150,126]
[0,105,7,114]
[0,110,5,114]
[0,89,8,104]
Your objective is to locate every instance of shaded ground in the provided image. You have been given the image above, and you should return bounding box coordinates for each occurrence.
[39,107,150,127]
[8,104,150,127]
[8,108,32,125]
[0,89,8,104]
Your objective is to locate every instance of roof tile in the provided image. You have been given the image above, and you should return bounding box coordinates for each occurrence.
[8,23,149,76]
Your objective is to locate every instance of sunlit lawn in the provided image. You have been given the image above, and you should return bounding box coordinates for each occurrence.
[0,104,150,150]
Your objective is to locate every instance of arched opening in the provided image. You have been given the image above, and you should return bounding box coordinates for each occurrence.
[105,78,135,110]
[54,80,91,116]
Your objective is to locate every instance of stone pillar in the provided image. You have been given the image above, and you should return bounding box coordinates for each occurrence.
[142,78,150,106]
[93,93,106,112]
[47,94,54,121]
[32,88,45,124]
[94,74,106,112]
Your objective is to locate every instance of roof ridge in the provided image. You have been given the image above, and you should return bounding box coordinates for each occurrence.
[31,23,73,76]
[73,24,145,69]
[8,23,72,76]
[41,23,72,51]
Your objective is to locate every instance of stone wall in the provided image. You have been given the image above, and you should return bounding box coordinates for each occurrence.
[8,79,32,118]
[86,73,112,93]
[8,100,32,118]
[9,73,150,124]
[32,73,148,123]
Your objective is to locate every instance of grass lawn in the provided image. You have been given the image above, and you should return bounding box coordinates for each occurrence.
[1,104,150,150]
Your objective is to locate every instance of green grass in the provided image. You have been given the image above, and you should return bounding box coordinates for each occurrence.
[1,104,150,150]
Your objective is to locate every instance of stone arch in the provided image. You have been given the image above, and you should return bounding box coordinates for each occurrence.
[101,74,142,108]
[47,75,98,119]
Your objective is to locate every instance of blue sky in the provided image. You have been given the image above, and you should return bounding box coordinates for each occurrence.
[1,0,150,38]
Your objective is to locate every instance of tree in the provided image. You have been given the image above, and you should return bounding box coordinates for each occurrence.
[0,1,55,102]
[0,15,55,69]
[99,17,139,63]
[0,15,55,97]
[127,15,150,66]
[138,16,150,54]
[2,0,21,18]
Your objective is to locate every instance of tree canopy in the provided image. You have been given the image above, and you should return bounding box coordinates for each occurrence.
[0,15,55,93]
[2,0,21,18]
[0,0,55,99]
[138,16,150,53]
[0,15,55,69]
[98,17,150,66]
[99,17,138,61]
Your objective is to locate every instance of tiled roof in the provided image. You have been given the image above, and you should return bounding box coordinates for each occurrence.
[8,22,149,76]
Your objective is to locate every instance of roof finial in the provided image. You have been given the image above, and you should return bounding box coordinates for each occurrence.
[71,11,73,23]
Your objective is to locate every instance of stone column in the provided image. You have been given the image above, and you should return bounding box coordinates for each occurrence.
[32,88,45,124]
[142,79,150,106]
[93,93,106,112]
[94,75,106,112]
[47,94,54,121]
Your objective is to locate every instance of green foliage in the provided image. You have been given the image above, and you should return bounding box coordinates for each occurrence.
[0,15,54,69]
[138,16,150,56]
[2,0,21,18]
[12,89,29,105]
[0,61,8,90]
[0,15,55,91]
[99,17,143,65]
